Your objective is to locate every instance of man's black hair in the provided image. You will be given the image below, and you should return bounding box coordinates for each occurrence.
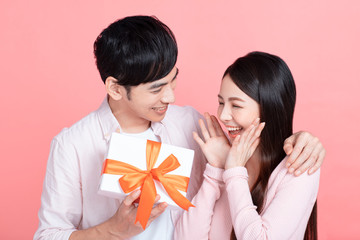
[94,15,178,94]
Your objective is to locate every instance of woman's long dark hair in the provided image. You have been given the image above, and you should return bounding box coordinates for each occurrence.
[225,52,317,240]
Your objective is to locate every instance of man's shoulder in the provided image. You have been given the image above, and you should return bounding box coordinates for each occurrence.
[53,110,101,143]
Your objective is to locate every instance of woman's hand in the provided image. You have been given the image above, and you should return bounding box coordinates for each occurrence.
[225,119,265,170]
[193,113,230,169]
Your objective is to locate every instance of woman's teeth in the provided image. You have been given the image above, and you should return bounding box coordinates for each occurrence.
[227,126,242,132]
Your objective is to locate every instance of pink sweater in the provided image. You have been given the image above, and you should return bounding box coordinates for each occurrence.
[174,158,320,239]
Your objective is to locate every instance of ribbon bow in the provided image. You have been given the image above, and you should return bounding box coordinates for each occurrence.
[103,140,194,229]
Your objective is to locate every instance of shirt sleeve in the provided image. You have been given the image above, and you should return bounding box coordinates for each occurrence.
[174,164,224,240]
[224,166,320,240]
[34,137,82,240]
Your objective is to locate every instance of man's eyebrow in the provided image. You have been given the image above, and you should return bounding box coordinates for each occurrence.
[172,68,179,81]
[148,68,179,90]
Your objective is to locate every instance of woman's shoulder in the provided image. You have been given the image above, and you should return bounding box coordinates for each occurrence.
[268,157,320,189]
[262,157,320,212]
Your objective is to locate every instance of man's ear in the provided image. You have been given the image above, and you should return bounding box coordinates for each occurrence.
[105,76,125,101]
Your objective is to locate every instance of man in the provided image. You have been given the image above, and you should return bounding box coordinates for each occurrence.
[34,16,325,240]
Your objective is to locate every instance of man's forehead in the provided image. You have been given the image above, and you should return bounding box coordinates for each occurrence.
[146,67,178,89]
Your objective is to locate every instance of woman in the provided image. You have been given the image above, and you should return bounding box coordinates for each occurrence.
[174,52,320,239]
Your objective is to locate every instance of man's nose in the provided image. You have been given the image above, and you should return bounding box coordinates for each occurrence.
[161,85,175,104]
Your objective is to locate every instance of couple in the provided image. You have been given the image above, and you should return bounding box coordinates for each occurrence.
[34,16,324,240]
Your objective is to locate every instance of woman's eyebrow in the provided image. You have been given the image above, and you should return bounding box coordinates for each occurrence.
[229,97,245,102]
[217,95,245,102]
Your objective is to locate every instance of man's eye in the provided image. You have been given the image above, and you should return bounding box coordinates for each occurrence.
[232,105,242,108]
[152,89,161,94]
[218,102,224,105]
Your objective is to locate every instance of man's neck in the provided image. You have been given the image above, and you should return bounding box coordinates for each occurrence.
[108,97,151,133]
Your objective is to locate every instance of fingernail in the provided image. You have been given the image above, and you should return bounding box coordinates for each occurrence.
[295,170,301,176]
[288,167,294,173]
[286,162,290,167]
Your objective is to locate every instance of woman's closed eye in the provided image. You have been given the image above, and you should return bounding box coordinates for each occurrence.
[232,104,242,109]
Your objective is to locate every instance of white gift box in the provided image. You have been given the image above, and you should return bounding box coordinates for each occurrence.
[98,132,194,209]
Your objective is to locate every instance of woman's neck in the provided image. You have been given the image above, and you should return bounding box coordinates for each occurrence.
[245,148,261,190]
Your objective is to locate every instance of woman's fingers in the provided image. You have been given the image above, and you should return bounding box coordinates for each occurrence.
[248,138,261,158]
[236,120,264,156]
[238,119,258,149]
[192,131,205,148]
[231,134,241,148]
[204,112,217,137]
[210,115,227,137]
[198,119,210,141]
[249,122,265,146]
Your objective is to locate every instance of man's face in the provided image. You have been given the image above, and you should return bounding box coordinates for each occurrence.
[121,66,178,124]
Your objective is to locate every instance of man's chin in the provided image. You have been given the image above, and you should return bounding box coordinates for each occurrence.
[149,112,167,123]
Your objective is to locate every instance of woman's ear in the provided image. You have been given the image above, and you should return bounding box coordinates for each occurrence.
[105,76,123,101]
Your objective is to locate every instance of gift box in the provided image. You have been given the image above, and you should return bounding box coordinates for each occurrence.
[98,132,195,229]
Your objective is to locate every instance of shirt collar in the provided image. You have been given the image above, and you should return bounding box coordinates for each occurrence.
[96,96,169,142]
[151,106,171,143]
[96,96,120,142]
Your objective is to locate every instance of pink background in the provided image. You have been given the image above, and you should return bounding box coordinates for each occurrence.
[1,0,359,239]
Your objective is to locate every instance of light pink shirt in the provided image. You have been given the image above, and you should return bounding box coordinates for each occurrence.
[174,160,320,239]
[34,98,206,240]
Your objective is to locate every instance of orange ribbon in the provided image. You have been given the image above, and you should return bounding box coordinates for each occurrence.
[103,140,194,229]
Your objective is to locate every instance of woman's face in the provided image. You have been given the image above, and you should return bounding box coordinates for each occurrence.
[217,74,260,142]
